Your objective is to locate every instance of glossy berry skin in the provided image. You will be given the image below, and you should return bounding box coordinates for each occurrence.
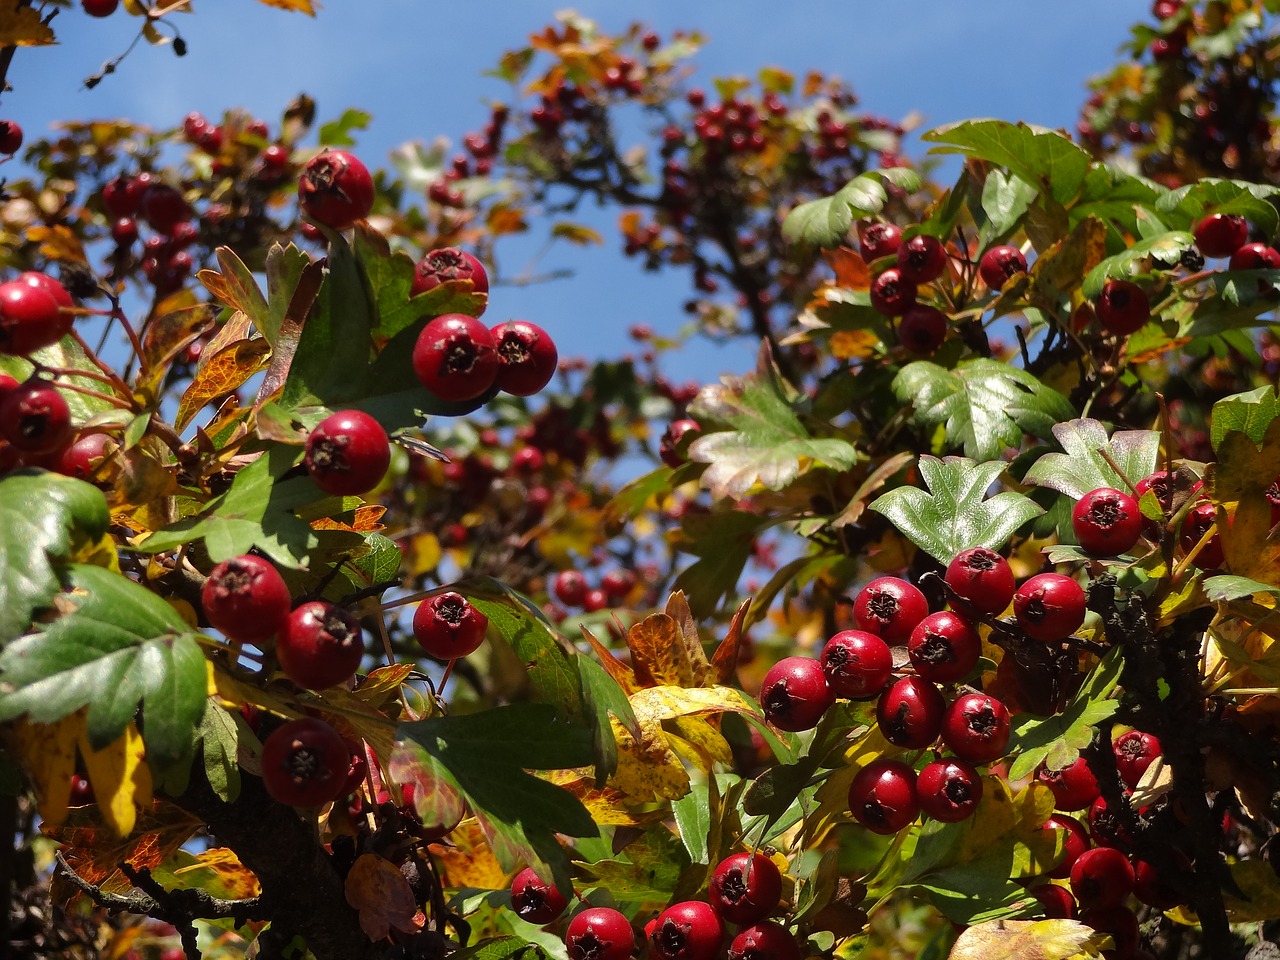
[945,547,1016,615]
[1031,883,1077,919]
[760,657,835,732]
[869,268,917,316]
[56,431,115,480]
[1072,487,1143,556]
[553,570,589,606]
[413,313,499,402]
[82,0,120,15]
[660,418,700,467]
[940,692,1011,765]
[978,244,1028,290]
[412,591,489,659]
[1180,501,1224,569]
[895,233,948,284]
[601,569,637,601]
[917,758,983,822]
[650,900,725,960]
[708,851,782,925]
[1069,846,1135,910]
[0,379,72,454]
[853,576,929,643]
[847,758,919,835]
[298,149,375,230]
[510,867,568,925]
[727,921,802,960]
[565,907,634,960]
[819,629,893,700]
[859,222,902,261]
[1043,814,1090,879]
[1014,573,1087,643]
[412,247,489,305]
[1229,241,1280,271]
[1113,730,1162,788]
[18,271,74,311]
[1035,756,1100,812]
[0,280,70,355]
[201,554,292,644]
[140,183,191,234]
[304,409,390,496]
[897,303,947,355]
[491,320,558,397]
[0,120,22,155]
[277,601,364,690]
[876,675,946,749]
[260,716,350,807]
[1193,213,1249,259]
[1095,280,1150,336]
[907,611,981,685]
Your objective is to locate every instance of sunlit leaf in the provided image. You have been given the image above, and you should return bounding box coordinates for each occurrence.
[782,168,922,247]
[923,120,1091,206]
[948,918,1109,960]
[0,0,55,45]
[1023,419,1160,499]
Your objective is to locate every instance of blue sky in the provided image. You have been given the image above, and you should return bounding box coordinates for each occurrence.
[13,0,1150,385]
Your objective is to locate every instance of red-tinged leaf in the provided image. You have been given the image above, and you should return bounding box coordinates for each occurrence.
[581,625,642,695]
[823,247,870,290]
[344,854,424,941]
[711,599,750,684]
[175,338,272,432]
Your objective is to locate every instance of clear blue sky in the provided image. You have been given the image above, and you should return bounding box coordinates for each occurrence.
[11,0,1150,386]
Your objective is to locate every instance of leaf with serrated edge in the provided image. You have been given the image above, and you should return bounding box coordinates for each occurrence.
[1023,418,1161,499]
[948,919,1109,960]
[1212,385,1280,452]
[923,120,1091,206]
[782,168,921,247]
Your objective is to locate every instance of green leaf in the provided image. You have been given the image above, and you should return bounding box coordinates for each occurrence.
[576,822,690,903]
[1155,178,1280,235]
[1022,418,1161,499]
[782,168,922,247]
[922,120,1091,206]
[1212,385,1280,452]
[453,936,547,960]
[196,703,242,802]
[672,508,767,619]
[869,456,1043,565]
[0,470,109,645]
[260,241,321,349]
[1203,575,1280,603]
[1071,163,1163,236]
[1081,231,1194,298]
[981,168,1038,239]
[318,108,372,147]
[0,337,123,425]
[672,781,713,865]
[892,359,1075,461]
[576,656,636,782]
[0,564,207,771]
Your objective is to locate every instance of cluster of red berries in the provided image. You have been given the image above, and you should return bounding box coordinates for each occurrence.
[429,105,508,207]
[551,567,639,614]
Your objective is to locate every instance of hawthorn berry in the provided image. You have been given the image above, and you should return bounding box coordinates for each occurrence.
[56,431,116,480]
[1095,280,1150,336]
[0,279,70,355]
[1080,904,1140,952]
[304,409,390,496]
[277,601,364,690]
[1069,846,1135,910]
[140,183,191,234]
[582,588,609,613]
[819,629,893,700]
[1072,487,1143,556]
[1193,213,1249,259]
[1152,0,1184,17]
[413,313,499,402]
[565,906,634,960]
[650,900,725,960]
[553,570,589,607]
[869,268,917,316]
[660,418,700,467]
[0,379,72,455]
[907,611,981,685]
[708,851,782,925]
[0,120,22,155]
[895,233,948,284]
[944,547,1015,615]
[491,320,558,397]
[601,569,637,601]
[1180,501,1224,569]
[412,591,489,659]
[260,716,350,807]
[1230,241,1280,271]
[847,757,919,835]
[510,867,568,925]
[69,772,94,806]
[1013,573,1087,642]
[978,244,1028,290]
[897,303,947,355]
[298,149,375,230]
[82,0,120,15]
[1030,882,1077,919]
[1113,730,1162,788]
[17,271,74,312]
[760,656,835,732]
[336,738,368,797]
[1042,814,1090,879]
[1035,756,1100,812]
[1088,793,1135,849]
[858,222,902,261]
[727,921,802,960]
[412,247,489,304]
[201,554,292,644]
[876,675,946,749]
[853,576,928,643]
[940,692,1011,764]
[916,758,983,822]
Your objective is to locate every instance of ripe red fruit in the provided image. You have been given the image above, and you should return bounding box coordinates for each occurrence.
[853,576,929,643]
[876,675,946,749]
[56,431,115,480]
[896,233,948,284]
[760,656,835,732]
[1042,814,1090,879]
[1095,280,1150,336]
[140,183,191,233]
[1229,241,1280,271]
[111,217,139,246]
[916,758,983,822]
[1030,882,1077,919]
[582,588,609,613]
[727,921,801,960]
[1035,756,1100,812]
[1088,794,1135,849]
[601,569,637,601]
[0,379,72,454]
[413,313,499,402]
[412,247,489,304]
[869,267,918,316]
[565,907,634,960]
[277,601,364,689]
[412,591,489,659]
[0,120,22,155]
[0,280,70,355]
[553,570,589,607]
[1069,846,1135,910]
[859,222,902,261]
[1180,501,1224,569]
[945,547,1016,615]
[1014,573,1087,642]
[491,320,558,397]
[510,867,568,925]
[897,303,947,355]
[907,611,981,685]
[18,271,74,311]
[298,149,375,230]
[708,851,782,925]
[847,757,919,835]
[819,629,893,700]
[1113,730,1162,788]
[660,418,700,467]
[1193,213,1249,259]
[82,0,120,16]
[650,900,725,960]
[1152,0,1184,17]
[304,409,390,496]
[1072,487,1143,556]
[260,716,350,806]
[978,244,1028,290]
[335,738,368,797]
[201,554,292,644]
[102,173,149,218]
[940,692,1011,764]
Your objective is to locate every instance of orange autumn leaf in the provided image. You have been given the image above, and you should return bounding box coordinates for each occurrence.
[344,853,424,941]
[0,0,54,45]
[823,247,870,290]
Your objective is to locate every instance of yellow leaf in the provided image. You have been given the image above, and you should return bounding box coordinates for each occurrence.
[27,225,87,263]
[544,770,668,827]
[255,0,318,12]
[606,714,689,802]
[948,919,1109,960]
[430,818,509,889]
[830,329,880,360]
[78,721,154,838]
[0,0,55,45]
[175,337,271,431]
[344,853,424,941]
[173,846,262,899]
[408,532,442,572]
[9,715,79,828]
[629,684,759,726]
[628,608,712,688]
[551,222,604,245]
[949,779,1059,878]
[1220,859,1280,921]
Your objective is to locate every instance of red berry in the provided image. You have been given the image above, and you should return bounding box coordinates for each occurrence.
[852,576,928,643]
[940,692,1011,764]
[411,247,489,305]
[298,149,375,230]
[876,675,946,749]
[1095,280,1150,336]
[847,757,919,835]
[277,601,364,690]
[0,280,70,355]
[82,0,120,15]
[69,772,94,806]
[819,629,893,700]
[1193,213,1249,259]
[760,657,835,732]
[601,569,637,601]
[1180,501,1224,569]
[708,851,782,925]
[413,313,499,403]
[1042,814,1090,879]
[897,303,947,355]
[895,233,948,284]
[511,867,568,925]
[553,570,589,607]
[56,431,115,480]
[1030,883,1077,919]
[916,757,983,822]
[1080,904,1140,952]
[1229,242,1280,271]
[945,547,1016,615]
[582,588,609,613]
[111,217,139,246]
[1113,730,1161,788]
[1152,0,1184,17]
[907,611,981,685]
[660,418,700,467]
[0,379,72,454]
[18,271,73,311]
[1014,573,1087,642]
[304,409,390,496]
[858,222,902,261]
[727,922,801,960]
[565,907,634,960]
[260,716,350,807]
[201,554,291,644]
[1035,756,1100,812]
[336,737,368,797]
[869,267,917,316]
[412,591,489,659]
[0,120,22,155]
[140,183,191,234]
[1069,846,1135,910]
[1072,487,1143,556]
[1088,794,1135,849]
[650,900,725,960]
[979,244,1028,290]
[491,320,558,397]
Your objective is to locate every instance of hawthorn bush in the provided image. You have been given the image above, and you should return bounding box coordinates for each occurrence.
[5,2,1280,960]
